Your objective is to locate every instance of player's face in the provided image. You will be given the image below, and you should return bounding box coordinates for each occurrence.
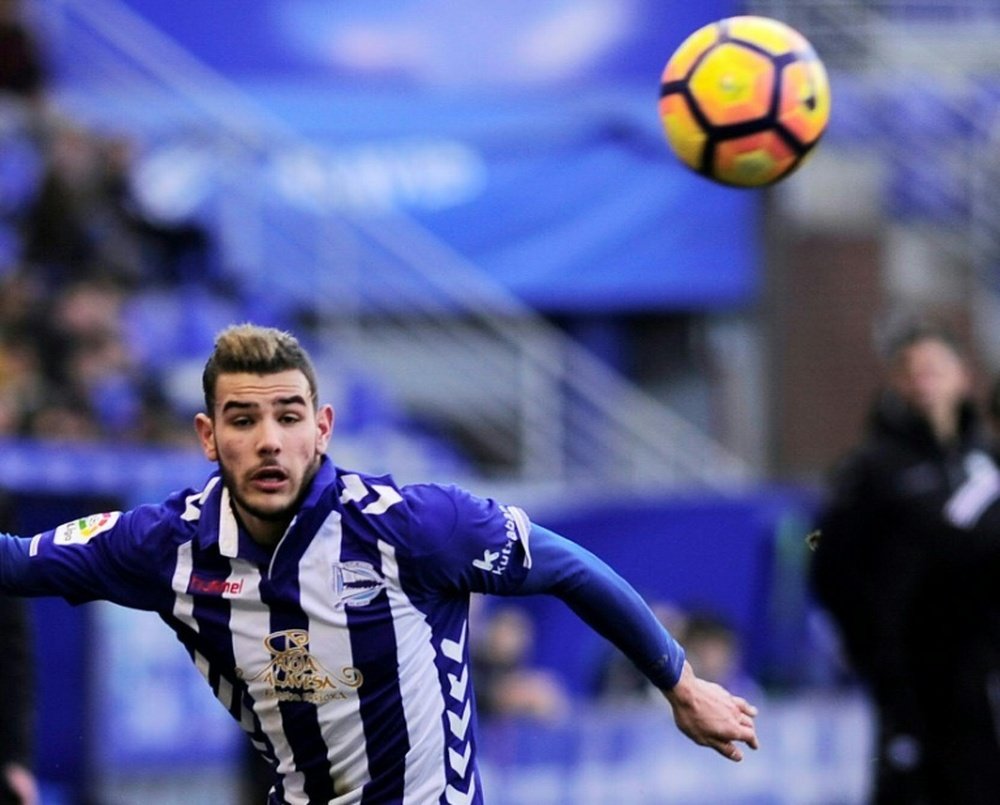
[194,370,333,546]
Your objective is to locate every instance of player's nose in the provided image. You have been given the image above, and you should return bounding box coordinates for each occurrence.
[256,417,283,454]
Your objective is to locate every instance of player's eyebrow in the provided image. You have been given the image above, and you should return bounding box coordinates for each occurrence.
[221,400,257,413]
[275,395,309,408]
[221,395,308,413]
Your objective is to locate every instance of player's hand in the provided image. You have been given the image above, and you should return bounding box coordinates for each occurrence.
[663,661,759,762]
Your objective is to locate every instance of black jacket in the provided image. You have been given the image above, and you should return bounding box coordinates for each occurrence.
[811,393,1000,726]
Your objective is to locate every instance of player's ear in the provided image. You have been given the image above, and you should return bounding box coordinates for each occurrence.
[316,404,334,452]
[194,413,218,461]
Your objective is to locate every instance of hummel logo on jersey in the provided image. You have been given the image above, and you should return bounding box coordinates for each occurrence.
[189,574,244,597]
[472,549,500,572]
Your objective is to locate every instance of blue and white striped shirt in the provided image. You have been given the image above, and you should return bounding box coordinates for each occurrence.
[0,457,684,804]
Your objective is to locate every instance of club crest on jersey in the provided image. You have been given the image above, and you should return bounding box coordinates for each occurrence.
[53,512,121,546]
[246,629,363,704]
[332,561,386,608]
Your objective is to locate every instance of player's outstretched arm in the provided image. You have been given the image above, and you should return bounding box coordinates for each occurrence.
[663,660,759,762]
[513,526,759,760]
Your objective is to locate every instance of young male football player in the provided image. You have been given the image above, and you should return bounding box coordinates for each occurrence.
[0,324,758,804]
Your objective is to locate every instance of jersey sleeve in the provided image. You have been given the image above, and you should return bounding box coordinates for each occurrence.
[399,483,534,596]
[399,484,685,690]
[0,504,177,609]
[515,525,686,690]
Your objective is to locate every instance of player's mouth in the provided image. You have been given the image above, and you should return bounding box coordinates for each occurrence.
[249,465,290,493]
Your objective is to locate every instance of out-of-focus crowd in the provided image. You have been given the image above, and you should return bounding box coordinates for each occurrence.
[0,0,237,448]
[469,598,760,724]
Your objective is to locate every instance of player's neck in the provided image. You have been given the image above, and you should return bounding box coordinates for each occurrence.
[231,502,289,549]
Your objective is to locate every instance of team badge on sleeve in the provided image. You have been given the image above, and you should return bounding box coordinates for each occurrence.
[53,512,122,546]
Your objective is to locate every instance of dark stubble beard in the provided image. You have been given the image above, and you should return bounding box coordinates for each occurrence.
[220,451,324,525]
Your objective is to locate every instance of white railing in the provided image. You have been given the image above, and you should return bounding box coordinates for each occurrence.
[36,0,756,497]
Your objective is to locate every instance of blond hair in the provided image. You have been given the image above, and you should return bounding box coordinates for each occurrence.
[201,324,319,414]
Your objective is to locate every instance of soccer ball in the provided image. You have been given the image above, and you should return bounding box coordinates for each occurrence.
[658,16,831,188]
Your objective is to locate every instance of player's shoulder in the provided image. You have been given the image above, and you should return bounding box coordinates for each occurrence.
[117,478,215,550]
[334,467,499,546]
[334,466,466,511]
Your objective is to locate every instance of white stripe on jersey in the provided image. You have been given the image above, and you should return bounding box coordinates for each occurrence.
[227,564,265,734]
[218,674,235,712]
[171,539,264,732]
[378,539,450,804]
[169,537,263,745]
[231,573,310,804]
[195,650,211,680]
[213,492,307,795]
[219,487,240,558]
[171,541,197,628]
[508,506,532,568]
[295,511,369,797]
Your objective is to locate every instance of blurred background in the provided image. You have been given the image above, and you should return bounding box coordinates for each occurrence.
[2,0,999,802]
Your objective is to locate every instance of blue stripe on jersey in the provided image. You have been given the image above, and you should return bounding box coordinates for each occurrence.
[338,520,409,804]
[259,542,338,805]
[164,545,280,786]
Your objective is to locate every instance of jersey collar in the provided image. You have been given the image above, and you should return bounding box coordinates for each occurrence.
[198,456,338,559]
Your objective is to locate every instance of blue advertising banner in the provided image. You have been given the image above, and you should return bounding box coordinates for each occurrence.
[238,87,759,312]
[91,0,740,88]
[42,0,757,312]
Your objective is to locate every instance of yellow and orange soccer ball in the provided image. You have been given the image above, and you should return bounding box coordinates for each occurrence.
[659,15,831,188]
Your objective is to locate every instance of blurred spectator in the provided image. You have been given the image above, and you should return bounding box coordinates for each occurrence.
[40,280,134,427]
[98,135,217,289]
[0,267,202,446]
[593,600,689,703]
[811,319,1000,805]
[20,122,134,286]
[19,391,101,442]
[0,496,37,805]
[20,124,216,290]
[126,382,197,447]
[0,333,43,436]
[471,605,569,722]
[594,604,761,705]
[0,595,36,805]
[0,0,46,105]
[0,95,231,448]
[681,610,761,703]
[988,374,1000,443]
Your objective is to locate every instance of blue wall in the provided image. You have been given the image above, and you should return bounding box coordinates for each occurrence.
[502,487,819,695]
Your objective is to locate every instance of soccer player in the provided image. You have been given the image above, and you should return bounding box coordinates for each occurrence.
[0,324,758,804]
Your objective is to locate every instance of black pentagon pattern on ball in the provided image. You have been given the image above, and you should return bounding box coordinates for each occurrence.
[659,18,819,180]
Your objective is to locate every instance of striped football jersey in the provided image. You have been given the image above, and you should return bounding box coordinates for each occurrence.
[9,457,536,803]
[0,455,684,804]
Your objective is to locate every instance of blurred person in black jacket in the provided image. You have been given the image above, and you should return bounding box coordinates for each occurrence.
[811,320,1000,805]
[0,494,36,805]
[0,595,36,805]
[0,0,46,104]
